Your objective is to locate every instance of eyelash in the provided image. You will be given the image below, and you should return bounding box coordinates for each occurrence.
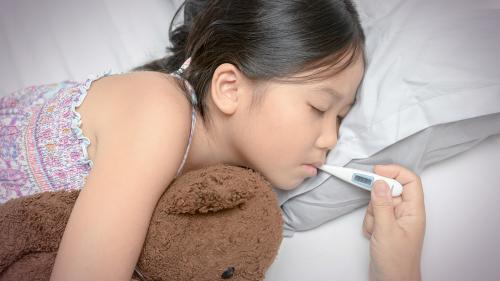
[310,105,343,121]
[311,106,326,115]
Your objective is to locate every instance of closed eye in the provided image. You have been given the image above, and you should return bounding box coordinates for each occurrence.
[310,105,346,123]
[310,105,327,115]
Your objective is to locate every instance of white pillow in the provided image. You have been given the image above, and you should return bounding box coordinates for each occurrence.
[276,0,500,204]
[341,0,500,158]
[277,0,500,237]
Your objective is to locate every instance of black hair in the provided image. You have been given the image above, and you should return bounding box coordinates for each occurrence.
[134,0,365,124]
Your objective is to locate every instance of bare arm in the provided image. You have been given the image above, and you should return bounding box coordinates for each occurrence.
[50,76,192,281]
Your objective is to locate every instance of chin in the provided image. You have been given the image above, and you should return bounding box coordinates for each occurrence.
[261,167,306,191]
[272,177,304,191]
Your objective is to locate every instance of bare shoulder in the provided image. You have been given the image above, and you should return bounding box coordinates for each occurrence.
[88,70,194,186]
[89,70,192,132]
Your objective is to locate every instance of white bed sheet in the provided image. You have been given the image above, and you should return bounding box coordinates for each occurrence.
[1,1,499,280]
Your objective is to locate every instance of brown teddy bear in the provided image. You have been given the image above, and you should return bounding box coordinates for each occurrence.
[0,164,284,281]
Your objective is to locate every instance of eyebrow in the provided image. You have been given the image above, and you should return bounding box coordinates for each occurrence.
[312,86,355,106]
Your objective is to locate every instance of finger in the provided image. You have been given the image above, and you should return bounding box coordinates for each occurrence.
[371,180,396,234]
[363,211,374,238]
[366,197,401,219]
[366,200,374,217]
[374,164,424,207]
[392,195,403,206]
[363,225,372,239]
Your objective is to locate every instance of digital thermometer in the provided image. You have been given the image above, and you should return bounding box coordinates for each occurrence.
[318,164,403,197]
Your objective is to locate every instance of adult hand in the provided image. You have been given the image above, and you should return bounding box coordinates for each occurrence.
[363,164,426,281]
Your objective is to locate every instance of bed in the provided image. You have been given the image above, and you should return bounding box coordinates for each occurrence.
[1,0,499,280]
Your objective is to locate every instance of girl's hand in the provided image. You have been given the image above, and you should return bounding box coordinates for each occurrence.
[362,164,426,281]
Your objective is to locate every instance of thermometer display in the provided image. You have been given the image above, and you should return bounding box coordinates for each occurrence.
[353,174,372,185]
[318,165,404,197]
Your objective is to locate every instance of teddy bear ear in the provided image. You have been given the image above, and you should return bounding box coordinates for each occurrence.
[158,164,271,215]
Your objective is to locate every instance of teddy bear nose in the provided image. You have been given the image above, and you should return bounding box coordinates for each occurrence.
[221,266,235,279]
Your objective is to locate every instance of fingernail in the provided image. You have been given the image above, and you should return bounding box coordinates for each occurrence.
[374,181,389,197]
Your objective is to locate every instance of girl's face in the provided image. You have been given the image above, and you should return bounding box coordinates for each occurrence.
[234,55,365,190]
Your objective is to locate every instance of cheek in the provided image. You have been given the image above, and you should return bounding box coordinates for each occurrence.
[261,106,316,156]
[244,105,318,189]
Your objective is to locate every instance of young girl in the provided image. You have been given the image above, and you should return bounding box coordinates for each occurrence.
[0,0,425,280]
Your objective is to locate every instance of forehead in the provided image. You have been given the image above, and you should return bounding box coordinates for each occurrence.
[292,48,366,80]
[278,52,365,86]
[248,54,365,105]
[298,55,365,103]
[312,53,365,85]
[319,55,364,93]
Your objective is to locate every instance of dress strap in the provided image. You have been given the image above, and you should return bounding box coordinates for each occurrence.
[171,57,197,177]
[175,105,196,177]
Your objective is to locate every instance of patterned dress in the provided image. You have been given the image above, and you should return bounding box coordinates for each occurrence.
[0,71,197,204]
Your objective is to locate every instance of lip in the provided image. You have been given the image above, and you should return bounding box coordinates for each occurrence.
[303,164,318,176]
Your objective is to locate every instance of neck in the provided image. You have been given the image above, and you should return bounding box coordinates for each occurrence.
[179,110,245,175]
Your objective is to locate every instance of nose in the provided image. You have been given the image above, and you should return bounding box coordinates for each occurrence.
[315,119,339,150]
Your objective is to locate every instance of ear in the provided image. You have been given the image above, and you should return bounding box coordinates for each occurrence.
[210,63,247,115]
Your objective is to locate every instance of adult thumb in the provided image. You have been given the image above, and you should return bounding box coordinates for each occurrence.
[371,180,396,233]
